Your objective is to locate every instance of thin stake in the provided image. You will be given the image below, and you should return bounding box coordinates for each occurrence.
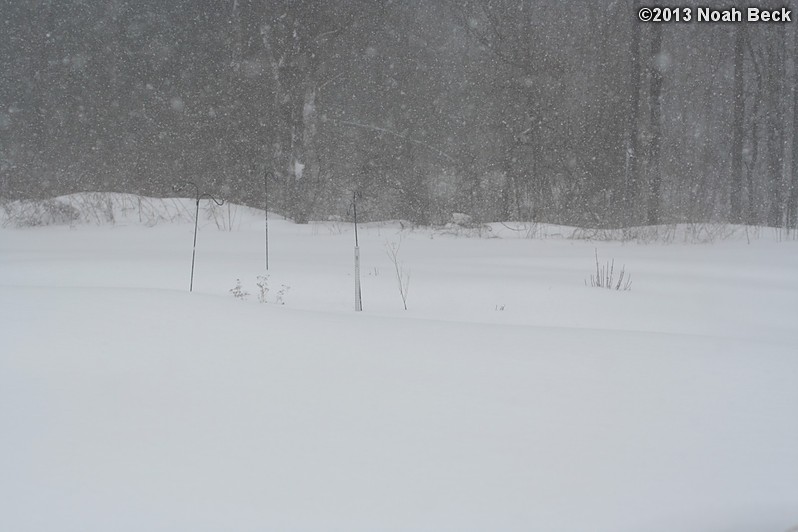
[264,170,270,271]
[353,191,362,312]
[190,196,200,292]
[175,180,223,293]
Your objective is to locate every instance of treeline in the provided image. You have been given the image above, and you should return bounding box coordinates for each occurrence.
[1,0,796,228]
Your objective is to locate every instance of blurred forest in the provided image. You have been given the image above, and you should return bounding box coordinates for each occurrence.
[1,0,797,228]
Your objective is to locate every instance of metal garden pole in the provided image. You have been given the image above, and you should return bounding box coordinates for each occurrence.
[175,181,224,292]
[353,191,362,312]
[264,170,270,271]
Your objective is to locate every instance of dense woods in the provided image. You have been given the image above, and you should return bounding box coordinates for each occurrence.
[1,0,797,228]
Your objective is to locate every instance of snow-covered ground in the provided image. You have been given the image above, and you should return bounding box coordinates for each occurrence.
[2,194,797,532]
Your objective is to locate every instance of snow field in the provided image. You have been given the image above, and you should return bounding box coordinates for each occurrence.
[1,198,797,531]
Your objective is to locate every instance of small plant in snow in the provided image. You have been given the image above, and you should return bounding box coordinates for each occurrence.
[275,283,290,305]
[386,239,411,310]
[586,249,632,291]
[229,278,249,300]
[256,275,269,303]
[495,304,506,311]
[231,275,288,304]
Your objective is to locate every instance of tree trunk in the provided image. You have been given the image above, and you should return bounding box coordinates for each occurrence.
[626,0,642,225]
[766,27,785,227]
[647,24,663,226]
[789,21,798,229]
[261,18,320,224]
[730,25,745,224]
[290,81,320,223]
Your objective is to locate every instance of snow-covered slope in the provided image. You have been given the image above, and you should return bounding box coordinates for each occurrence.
[1,195,797,532]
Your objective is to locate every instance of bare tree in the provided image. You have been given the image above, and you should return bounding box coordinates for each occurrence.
[789,19,798,229]
[730,25,746,224]
[647,24,664,225]
[625,0,643,226]
[765,25,786,227]
[386,239,411,311]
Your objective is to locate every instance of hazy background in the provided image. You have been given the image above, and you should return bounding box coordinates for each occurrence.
[1,0,796,228]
